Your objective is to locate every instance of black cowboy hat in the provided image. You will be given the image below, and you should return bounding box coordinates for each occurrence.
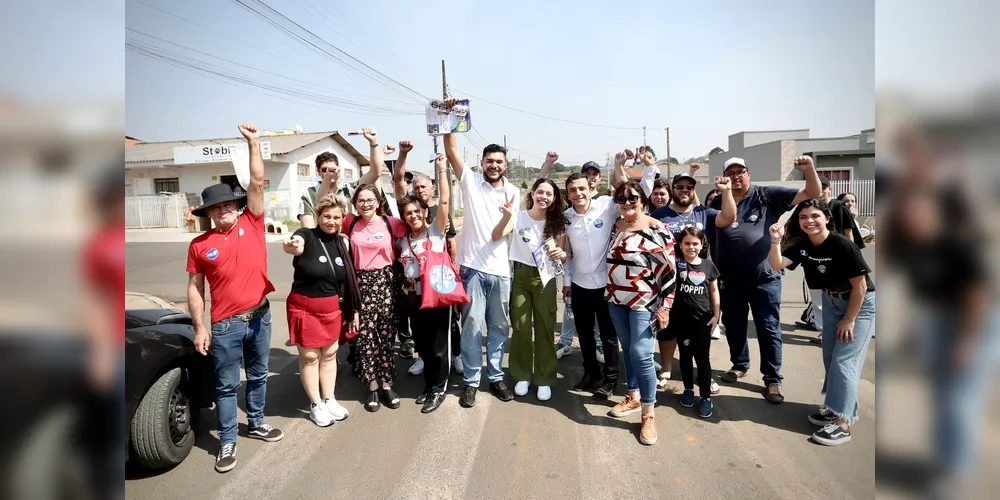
[192,183,246,217]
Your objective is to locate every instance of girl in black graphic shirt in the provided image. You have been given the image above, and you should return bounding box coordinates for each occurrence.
[665,227,720,419]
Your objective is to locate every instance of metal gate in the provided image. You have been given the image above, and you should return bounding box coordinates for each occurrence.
[125,194,185,228]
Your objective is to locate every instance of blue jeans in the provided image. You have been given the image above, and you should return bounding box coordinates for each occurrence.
[558,307,601,347]
[920,303,1000,475]
[608,304,657,405]
[211,305,273,445]
[820,291,876,424]
[458,266,511,387]
[720,278,783,385]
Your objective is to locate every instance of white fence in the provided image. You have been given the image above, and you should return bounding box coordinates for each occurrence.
[829,179,875,218]
[125,193,188,228]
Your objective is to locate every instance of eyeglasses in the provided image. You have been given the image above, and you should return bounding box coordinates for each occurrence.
[614,194,640,204]
[724,169,748,179]
[673,185,695,191]
[356,199,378,206]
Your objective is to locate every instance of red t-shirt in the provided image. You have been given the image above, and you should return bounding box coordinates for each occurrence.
[187,209,275,324]
[83,219,126,345]
[343,213,408,270]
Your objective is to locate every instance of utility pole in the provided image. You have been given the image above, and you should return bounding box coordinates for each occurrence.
[665,127,671,165]
[643,126,647,147]
[440,59,455,217]
[606,152,611,190]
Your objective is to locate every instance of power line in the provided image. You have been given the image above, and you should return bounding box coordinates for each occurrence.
[228,0,430,105]
[126,35,422,116]
[453,88,645,131]
[131,0,414,106]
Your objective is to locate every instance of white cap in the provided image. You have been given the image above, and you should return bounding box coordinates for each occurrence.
[723,157,747,171]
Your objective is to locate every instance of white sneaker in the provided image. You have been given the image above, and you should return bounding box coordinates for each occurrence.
[514,381,530,397]
[453,355,464,374]
[711,325,722,339]
[323,398,349,421]
[555,343,572,359]
[408,358,425,375]
[309,402,334,427]
[537,386,552,401]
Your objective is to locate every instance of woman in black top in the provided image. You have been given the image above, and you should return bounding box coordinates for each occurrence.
[282,194,361,427]
[769,199,876,447]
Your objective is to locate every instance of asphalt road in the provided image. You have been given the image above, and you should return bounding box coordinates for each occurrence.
[126,241,876,500]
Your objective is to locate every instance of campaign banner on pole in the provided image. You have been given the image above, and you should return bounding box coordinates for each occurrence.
[425,99,470,135]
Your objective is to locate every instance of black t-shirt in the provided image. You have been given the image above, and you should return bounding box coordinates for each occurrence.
[828,200,866,249]
[670,259,720,323]
[783,233,875,293]
[427,205,457,238]
[291,227,348,298]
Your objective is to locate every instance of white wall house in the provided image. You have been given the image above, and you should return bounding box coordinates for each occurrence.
[125,131,372,224]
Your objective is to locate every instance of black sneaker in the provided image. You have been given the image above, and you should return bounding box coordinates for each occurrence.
[795,320,819,332]
[398,341,415,359]
[491,380,514,402]
[573,373,601,392]
[812,423,851,446]
[808,407,837,427]
[214,443,237,473]
[247,423,284,442]
[415,392,429,405]
[459,385,477,408]
[593,381,616,400]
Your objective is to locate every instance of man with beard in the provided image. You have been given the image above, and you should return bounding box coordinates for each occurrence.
[650,171,736,389]
[187,123,283,473]
[710,156,822,403]
[442,98,520,408]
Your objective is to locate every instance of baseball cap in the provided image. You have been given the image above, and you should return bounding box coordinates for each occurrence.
[723,157,747,172]
[672,173,697,186]
[820,176,830,187]
[581,161,602,174]
[404,171,414,183]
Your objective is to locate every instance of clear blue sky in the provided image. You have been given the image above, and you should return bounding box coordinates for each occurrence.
[125,0,875,172]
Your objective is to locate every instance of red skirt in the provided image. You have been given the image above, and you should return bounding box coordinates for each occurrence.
[286,292,343,349]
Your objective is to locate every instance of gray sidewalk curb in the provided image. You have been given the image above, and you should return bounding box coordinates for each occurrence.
[125,291,175,309]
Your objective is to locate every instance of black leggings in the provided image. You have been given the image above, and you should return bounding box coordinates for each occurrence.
[677,322,713,398]
[402,293,451,394]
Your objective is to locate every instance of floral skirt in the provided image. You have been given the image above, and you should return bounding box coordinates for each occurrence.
[356,266,398,385]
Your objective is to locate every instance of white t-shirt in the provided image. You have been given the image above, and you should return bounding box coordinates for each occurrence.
[397,224,447,295]
[564,195,620,289]
[456,169,521,277]
[508,210,547,267]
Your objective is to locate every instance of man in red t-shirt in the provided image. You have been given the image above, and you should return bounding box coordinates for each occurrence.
[186,123,282,473]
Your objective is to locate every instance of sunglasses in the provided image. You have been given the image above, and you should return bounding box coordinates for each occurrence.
[614,194,641,205]
[673,185,695,191]
[724,169,748,179]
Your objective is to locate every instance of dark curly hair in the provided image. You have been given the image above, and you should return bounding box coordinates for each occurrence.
[525,178,566,239]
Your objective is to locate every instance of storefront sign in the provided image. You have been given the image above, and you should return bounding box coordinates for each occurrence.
[173,141,271,164]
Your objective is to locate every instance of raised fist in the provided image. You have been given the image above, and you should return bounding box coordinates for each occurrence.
[689,163,702,173]
[639,151,656,166]
[381,144,397,157]
[546,151,559,163]
[399,140,414,154]
[624,149,635,160]
[768,223,784,240]
[238,123,260,142]
[614,151,628,167]
[715,176,732,192]
[434,153,446,170]
[793,156,814,171]
[443,98,460,108]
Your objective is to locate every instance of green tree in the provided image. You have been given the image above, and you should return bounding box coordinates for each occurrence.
[520,180,528,190]
[666,156,679,165]
[709,146,725,155]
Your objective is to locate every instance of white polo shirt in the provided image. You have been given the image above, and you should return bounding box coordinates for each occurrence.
[564,195,620,289]
[456,169,521,277]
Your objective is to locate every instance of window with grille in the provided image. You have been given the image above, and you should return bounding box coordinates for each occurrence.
[297,163,310,177]
[154,178,180,193]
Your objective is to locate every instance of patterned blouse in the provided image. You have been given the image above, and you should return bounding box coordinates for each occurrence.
[605,225,677,312]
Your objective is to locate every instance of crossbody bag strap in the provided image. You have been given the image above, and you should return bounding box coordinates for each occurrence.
[316,234,344,303]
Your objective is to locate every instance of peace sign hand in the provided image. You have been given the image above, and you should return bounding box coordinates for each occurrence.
[500,194,516,218]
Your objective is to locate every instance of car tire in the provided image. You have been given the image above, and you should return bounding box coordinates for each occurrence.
[130,367,196,469]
